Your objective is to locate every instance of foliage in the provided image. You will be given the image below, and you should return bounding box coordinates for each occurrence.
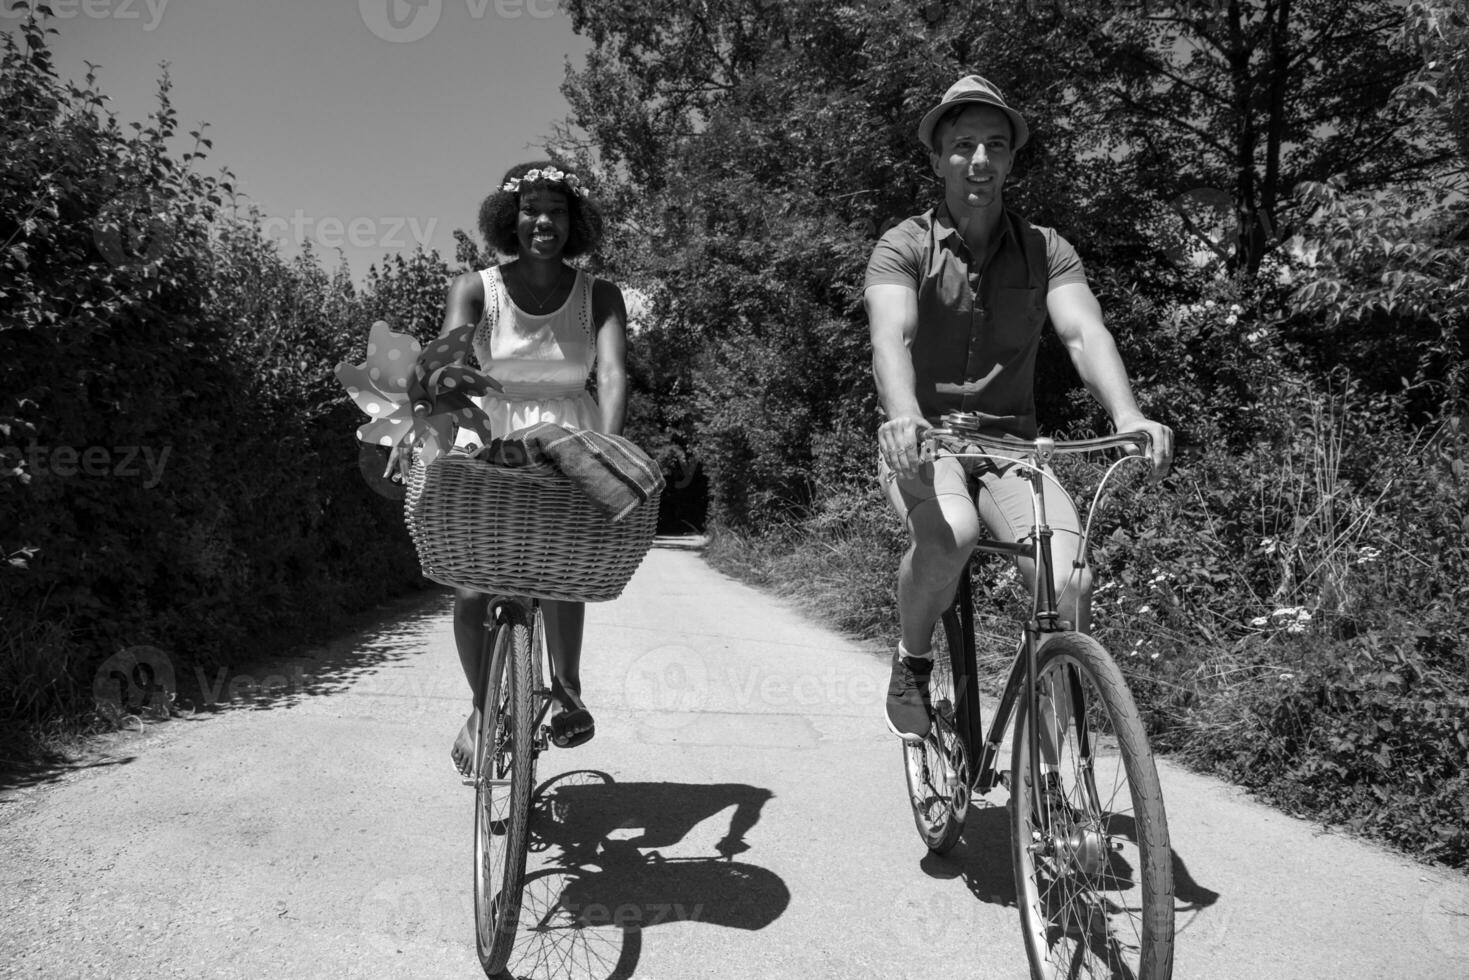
[0,14,423,737]
[992,0,1446,273]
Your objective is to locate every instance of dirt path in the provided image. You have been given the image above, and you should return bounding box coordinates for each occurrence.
[3,543,1467,979]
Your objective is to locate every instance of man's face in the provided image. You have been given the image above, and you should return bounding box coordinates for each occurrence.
[929,105,1014,211]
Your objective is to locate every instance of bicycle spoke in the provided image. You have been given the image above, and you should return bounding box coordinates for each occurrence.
[1012,633,1173,979]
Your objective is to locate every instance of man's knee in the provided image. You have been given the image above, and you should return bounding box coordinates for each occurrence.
[908,518,980,588]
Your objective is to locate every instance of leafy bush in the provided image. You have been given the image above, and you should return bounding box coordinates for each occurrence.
[0,17,426,743]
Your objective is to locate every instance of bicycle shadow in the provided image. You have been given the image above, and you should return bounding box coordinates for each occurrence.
[919,801,1221,918]
[498,770,790,980]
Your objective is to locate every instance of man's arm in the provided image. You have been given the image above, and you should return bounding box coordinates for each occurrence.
[1047,281,1173,478]
[867,283,929,478]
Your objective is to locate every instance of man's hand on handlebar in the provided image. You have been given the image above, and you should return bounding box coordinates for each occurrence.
[1115,415,1173,483]
[878,415,932,481]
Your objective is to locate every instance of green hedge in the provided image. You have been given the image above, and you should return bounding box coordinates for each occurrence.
[1,17,426,738]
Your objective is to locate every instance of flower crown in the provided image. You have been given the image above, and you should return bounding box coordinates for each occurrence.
[500,166,588,199]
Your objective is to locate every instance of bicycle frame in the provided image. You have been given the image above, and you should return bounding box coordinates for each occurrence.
[472,596,556,785]
[927,426,1150,799]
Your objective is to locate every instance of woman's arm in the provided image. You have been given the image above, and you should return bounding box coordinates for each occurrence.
[591,278,629,437]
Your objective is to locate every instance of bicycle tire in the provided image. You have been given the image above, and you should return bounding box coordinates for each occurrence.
[474,603,536,977]
[1010,632,1174,980]
[901,643,971,854]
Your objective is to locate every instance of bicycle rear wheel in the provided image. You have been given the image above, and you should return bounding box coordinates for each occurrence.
[474,602,536,977]
[901,645,971,854]
[1010,632,1174,979]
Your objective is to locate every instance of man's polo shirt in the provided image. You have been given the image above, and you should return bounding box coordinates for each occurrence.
[865,206,1087,436]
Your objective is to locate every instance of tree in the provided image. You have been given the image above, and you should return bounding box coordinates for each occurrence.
[556,0,1450,525]
[996,0,1454,273]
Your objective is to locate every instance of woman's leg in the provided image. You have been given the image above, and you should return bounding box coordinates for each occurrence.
[450,587,490,774]
[454,588,492,705]
[543,599,593,742]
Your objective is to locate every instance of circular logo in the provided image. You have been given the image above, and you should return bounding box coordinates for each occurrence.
[1422,880,1469,960]
[93,645,176,721]
[357,442,407,500]
[93,192,176,271]
[1165,187,1236,268]
[889,882,972,948]
[359,0,442,43]
[359,875,442,944]
[622,644,710,730]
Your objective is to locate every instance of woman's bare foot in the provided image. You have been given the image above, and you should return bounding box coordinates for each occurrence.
[451,708,480,776]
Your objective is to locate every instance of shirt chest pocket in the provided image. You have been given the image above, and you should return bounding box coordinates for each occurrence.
[987,286,1045,353]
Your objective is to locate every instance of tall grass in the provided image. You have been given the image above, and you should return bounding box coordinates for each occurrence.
[706,399,1469,869]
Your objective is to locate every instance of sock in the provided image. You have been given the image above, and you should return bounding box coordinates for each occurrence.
[898,640,934,663]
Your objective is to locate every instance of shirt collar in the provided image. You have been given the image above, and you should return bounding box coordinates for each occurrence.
[933,203,1016,254]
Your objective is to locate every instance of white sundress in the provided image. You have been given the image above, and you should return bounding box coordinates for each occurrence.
[453,263,600,447]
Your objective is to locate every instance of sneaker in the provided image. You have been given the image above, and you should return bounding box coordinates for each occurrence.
[885,649,934,741]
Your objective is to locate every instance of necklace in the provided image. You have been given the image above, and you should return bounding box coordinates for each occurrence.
[516,266,563,311]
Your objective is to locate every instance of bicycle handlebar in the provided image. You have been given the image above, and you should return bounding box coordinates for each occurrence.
[925,413,1151,460]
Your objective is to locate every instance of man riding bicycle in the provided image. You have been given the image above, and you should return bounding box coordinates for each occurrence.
[865,75,1174,741]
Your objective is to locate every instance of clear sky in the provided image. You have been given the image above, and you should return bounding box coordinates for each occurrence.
[7,0,593,282]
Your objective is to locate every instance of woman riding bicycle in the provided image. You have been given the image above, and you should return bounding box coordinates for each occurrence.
[391,161,630,770]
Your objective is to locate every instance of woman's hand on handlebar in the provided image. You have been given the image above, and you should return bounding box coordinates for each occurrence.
[383,424,442,484]
[878,415,932,481]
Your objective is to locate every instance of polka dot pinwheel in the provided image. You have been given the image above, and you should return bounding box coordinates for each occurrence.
[334,320,503,465]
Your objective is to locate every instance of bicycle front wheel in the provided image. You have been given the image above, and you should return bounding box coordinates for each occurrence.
[474,602,536,977]
[901,646,971,854]
[1010,632,1174,980]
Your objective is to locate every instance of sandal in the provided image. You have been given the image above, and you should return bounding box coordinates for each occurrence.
[550,707,595,749]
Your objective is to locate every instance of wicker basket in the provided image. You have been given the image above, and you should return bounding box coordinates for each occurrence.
[404,453,660,602]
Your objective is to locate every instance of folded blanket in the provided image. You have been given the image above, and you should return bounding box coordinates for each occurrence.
[474,422,665,522]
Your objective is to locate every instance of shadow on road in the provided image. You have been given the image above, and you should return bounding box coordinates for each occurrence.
[0,588,449,798]
[915,799,1220,920]
[498,770,790,980]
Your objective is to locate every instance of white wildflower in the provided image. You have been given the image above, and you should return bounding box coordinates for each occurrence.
[1356,546,1381,565]
[1260,536,1278,554]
